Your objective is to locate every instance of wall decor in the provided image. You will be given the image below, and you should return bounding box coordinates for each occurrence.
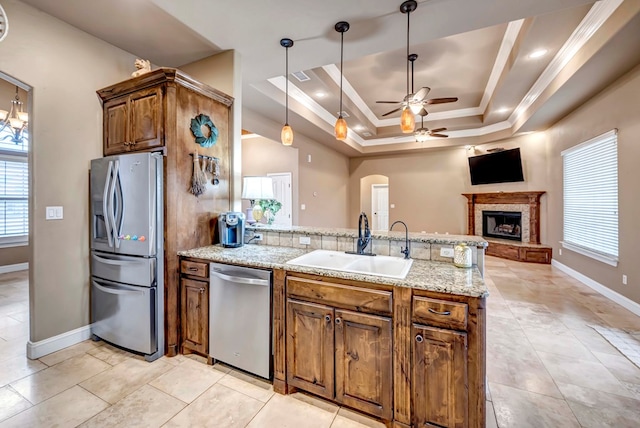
[131,59,152,77]
[190,113,219,147]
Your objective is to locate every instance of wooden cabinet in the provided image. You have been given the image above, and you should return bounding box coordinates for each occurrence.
[103,86,163,155]
[179,259,210,357]
[413,325,468,428]
[285,276,393,420]
[180,278,208,355]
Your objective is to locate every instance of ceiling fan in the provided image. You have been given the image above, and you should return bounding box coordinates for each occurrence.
[415,108,448,142]
[376,53,459,117]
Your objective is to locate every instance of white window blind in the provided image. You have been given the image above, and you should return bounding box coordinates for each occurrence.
[562,129,618,264]
[0,156,28,240]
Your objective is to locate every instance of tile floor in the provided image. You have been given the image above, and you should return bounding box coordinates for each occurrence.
[0,257,640,427]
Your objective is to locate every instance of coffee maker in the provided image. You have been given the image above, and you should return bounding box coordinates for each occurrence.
[218,212,245,248]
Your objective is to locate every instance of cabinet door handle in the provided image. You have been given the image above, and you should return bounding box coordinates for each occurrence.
[428,308,451,316]
[325,315,331,323]
[199,287,205,294]
[335,318,342,325]
[188,267,199,272]
[416,334,424,343]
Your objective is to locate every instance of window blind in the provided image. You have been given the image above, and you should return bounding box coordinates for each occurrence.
[0,158,28,238]
[562,129,618,262]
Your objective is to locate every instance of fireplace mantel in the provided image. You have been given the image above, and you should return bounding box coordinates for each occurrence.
[462,191,551,264]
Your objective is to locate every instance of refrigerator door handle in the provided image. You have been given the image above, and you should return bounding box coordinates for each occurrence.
[108,160,119,249]
[113,160,125,248]
[103,160,114,248]
[93,280,146,296]
[92,253,146,266]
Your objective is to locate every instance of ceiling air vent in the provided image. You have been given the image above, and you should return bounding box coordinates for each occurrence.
[362,132,372,137]
[292,71,310,82]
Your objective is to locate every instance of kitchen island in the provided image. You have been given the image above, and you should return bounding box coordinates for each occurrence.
[178,234,487,428]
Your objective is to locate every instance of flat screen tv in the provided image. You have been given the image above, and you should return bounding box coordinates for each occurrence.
[468,148,524,185]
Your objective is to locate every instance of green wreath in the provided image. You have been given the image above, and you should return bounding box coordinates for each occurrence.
[190,114,219,147]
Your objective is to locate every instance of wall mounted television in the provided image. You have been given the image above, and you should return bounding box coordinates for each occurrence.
[468,148,524,185]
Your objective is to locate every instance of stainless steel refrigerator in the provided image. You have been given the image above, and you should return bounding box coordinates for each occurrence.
[90,152,164,362]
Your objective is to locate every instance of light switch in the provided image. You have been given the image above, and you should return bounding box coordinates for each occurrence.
[440,247,455,258]
[301,204,306,210]
[390,204,395,208]
[55,206,63,219]
[299,236,311,245]
[46,206,63,220]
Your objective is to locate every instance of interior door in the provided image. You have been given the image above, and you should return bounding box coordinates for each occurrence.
[371,184,389,231]
[267,172,293,227]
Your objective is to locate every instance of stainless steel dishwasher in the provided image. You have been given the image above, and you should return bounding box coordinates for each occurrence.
[209,262,272,379]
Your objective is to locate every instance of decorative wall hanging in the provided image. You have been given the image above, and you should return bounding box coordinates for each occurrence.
[189,149,207,197]
[190,113,219,147]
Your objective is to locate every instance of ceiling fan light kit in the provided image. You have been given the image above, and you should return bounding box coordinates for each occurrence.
[334,21,350,141]
[280,38,294,146]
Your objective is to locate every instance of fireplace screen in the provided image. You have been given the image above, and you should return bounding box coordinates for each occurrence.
[482,211,522,241]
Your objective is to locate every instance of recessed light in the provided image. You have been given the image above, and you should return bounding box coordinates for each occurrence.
[496,107,510,114]
[528,49,547,59]
[353,124,364,131]
[314,91,326,98]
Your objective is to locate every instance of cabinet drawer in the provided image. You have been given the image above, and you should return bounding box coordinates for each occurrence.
[181,260,208,278]
[413,296,468,331]
[287,276,392,316]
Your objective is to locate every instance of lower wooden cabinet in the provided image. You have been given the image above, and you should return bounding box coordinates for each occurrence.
[286,298,393,419]
[180,278,209,356]
[413,324,468,428]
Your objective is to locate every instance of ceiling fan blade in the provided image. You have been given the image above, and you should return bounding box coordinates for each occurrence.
[412,87,431,101]
[376,101,401,104]
[426,97,459,105]
[429,127,447,133]
[381,107,402,117]
[429,133,449,138]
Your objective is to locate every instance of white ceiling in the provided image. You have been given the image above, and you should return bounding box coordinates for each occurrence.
[20,0,640,156]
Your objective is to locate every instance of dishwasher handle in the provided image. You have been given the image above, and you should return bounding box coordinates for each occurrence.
[210,270,270,287]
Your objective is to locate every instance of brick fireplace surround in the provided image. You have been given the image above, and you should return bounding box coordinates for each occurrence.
[462,192,552,264]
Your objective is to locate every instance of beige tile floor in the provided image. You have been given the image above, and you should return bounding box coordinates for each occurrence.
[1,257,640,427]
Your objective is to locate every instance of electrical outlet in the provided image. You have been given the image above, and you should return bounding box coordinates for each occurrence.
[440,247,454,258]
[559,248,562,256]
[623,274,628,285]
[299,236,311,245]
[254,233,263,241]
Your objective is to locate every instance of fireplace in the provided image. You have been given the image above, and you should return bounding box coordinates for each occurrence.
[482,211,522,241]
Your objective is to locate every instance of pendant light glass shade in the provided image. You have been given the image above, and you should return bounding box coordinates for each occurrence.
[400,107,415,133]
[280,38,294,146]
[281,124,293,146]
[334,21,350,141]
[335,117,348,141]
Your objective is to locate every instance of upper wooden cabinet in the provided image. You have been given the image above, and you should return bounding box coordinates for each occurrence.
[103,87,163,155]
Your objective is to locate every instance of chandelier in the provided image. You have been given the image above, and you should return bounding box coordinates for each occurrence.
[0,86,29,144]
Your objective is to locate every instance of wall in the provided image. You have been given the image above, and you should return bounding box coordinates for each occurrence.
[349,132,550,238]
[0,0,138,342]
[179,50,243,211]
[547,63,640,304]
[241,135,299,225]
[243,109,350,228]
[0,78,29,267]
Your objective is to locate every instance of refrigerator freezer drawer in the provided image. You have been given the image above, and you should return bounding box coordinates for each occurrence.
[91,278,156,355]
[91,252,155,287]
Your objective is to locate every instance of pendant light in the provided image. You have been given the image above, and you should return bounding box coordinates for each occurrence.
[280,38,294,146]
[400,0,417,133]
[334,21,350,141]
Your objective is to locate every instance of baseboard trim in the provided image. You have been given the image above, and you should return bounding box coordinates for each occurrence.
[26,325,92,360]
[0,262,29,274]
[552,259,640,317]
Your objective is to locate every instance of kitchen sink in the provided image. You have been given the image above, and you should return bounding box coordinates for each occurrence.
[286,249,413,279]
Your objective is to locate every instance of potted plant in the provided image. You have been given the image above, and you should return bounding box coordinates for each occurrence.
[258,199,282,225]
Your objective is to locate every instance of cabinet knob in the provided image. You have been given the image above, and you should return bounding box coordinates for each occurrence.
[199,287,205,294]
[335,318,342,325]
[415,334,424,343]
[325,315,331,323]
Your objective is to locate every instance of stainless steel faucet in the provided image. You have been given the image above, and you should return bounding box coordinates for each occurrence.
[356,211,373,255]
[390,220,411,259]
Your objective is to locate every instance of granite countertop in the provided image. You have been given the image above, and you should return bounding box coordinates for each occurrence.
[179,244,488,298]
[245,224,488,248]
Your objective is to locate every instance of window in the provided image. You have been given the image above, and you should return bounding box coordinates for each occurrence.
[561,129,618,266]
[0,127,28,247]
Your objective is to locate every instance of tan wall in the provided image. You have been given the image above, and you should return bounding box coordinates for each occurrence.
[180,50,243,211]
[547,63,640,304]
[348,133,550,237]
[242,109,350,228]
[0,0,138,342]
[0,246,29,266]
[241,136,299,224]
